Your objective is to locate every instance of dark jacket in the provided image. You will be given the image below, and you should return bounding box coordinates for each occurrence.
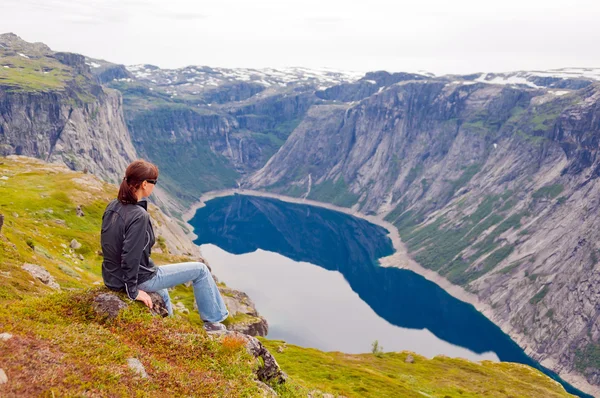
[101,199,157,299]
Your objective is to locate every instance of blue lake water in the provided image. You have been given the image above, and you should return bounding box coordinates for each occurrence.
[189,194,588,397]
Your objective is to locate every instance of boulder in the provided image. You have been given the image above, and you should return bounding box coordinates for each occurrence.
[91,291,169,319]
[76,205,85,217]
[21,263,60,290]
[217,287,268,336]
[92,293,128,319]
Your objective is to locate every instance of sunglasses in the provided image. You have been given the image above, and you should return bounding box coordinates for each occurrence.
[146,179,158,185]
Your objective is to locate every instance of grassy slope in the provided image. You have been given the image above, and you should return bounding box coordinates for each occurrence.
[0,156,575,397]
[263,340,573,398]
[0,49,72,92]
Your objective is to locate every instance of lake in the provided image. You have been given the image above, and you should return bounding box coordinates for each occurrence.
[189,194,588,397]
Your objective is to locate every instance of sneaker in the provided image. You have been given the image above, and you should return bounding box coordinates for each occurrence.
[203,321,227,333]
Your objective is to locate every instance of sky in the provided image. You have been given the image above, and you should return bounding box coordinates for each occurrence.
[2,0,600,75]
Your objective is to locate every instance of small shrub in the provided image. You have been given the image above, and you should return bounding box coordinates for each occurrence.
[371,340,384,357]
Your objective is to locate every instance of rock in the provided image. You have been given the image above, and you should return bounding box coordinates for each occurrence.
[255,380,277,397]
[148,292,169,317]
[218,287,268,336]
[127,358,148,378]
[219,331,287,384]
[78,254,84,260]
[0,368,7,384]
[226,316,269,337]
[405,354,415,364]
[173,302,189,314]
[276,342,287,353]
[76,205,84,217]
[221,288,258,316]
[0,333,13,341]
[0,213,3,234]
[70,239,82,249]
[21,263,60,290]
[12,212,18,218]
[92,293,128,319]
[53,219,67,226]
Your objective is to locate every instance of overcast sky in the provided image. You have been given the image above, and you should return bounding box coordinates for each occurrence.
[3,0,600,75]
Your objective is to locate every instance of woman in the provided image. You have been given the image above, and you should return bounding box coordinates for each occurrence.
[100,159,228,332]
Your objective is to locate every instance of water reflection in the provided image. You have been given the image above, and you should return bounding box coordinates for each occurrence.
[190,194,588,397]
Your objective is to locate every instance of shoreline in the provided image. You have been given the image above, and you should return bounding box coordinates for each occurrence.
[183,188,597,397]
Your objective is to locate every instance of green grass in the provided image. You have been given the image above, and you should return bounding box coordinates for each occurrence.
[532,184,564,200]
[529,286,550,305]
[0,52,73,91]
[261,340,574,398]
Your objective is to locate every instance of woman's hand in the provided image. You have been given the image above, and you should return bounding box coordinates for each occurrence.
[136,290,153,309]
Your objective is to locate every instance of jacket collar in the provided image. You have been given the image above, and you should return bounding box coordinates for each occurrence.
[136,199,148,211]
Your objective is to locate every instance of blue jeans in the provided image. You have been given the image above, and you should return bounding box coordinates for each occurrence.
[138,262,229,323]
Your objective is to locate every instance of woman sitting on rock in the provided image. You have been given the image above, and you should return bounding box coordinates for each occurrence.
[100,159,228,332]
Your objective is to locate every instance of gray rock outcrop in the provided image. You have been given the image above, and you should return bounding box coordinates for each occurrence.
[92,293,128,319]
[21,263,60,290]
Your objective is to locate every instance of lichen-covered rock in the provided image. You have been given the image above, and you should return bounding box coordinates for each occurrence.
[92,293,128,319]
[226,316,269,337]
[218,286,268,336]
[21,263,60,290]
[91,291,169,319]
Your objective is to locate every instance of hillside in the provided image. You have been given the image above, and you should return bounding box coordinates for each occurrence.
[0,156,578,397]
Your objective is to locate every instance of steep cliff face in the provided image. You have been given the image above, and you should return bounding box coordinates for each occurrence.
[0,34,137,184]
[248,79,600,391]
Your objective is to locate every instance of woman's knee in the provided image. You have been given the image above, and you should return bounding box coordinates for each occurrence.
[192,262,209,280]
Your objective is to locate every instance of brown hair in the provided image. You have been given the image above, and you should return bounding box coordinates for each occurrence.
[118,160,159,204]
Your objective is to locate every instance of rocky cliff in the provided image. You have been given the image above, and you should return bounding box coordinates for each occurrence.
[0,33,137,184]
[248,77,600,393]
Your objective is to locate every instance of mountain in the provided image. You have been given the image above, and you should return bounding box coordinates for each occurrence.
[1,32,599,394]
[247,73,600,393]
